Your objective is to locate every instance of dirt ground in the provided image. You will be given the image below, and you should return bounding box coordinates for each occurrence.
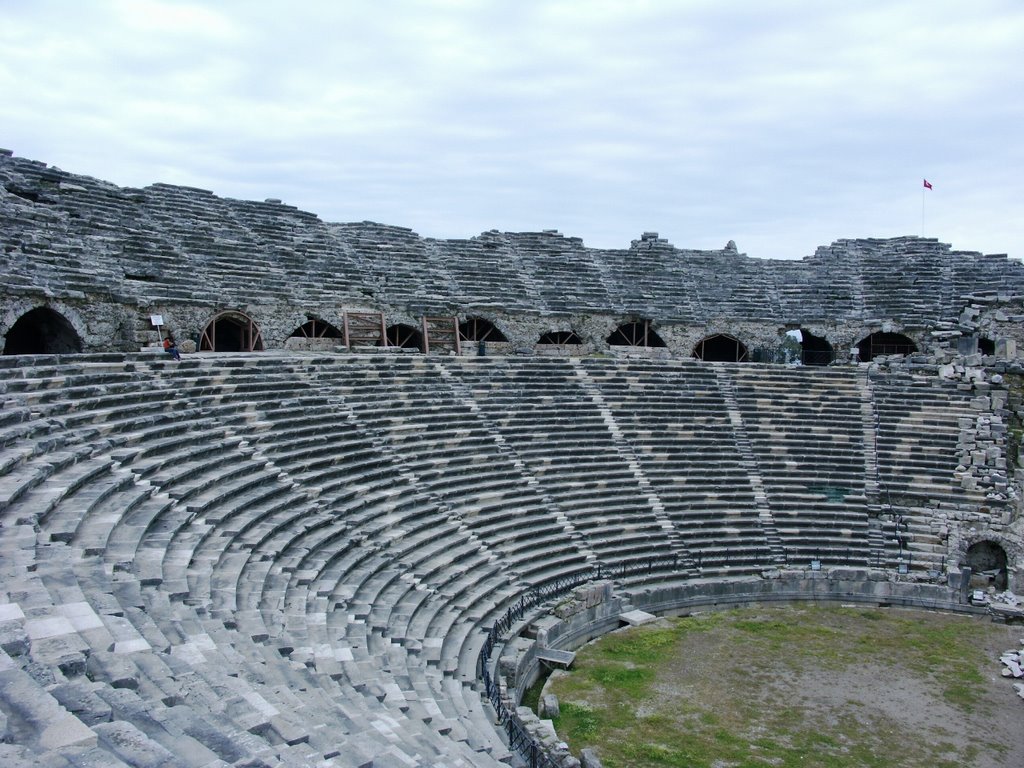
[549,605,1024,768]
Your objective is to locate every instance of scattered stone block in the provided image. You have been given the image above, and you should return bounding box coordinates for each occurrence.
[539,693,560,719]
[94,720,175,767]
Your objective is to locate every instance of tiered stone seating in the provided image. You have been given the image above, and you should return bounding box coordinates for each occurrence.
[442,232,538,310]
[0,354,519,767]
[330,222,458,311]
[871,371,997,573]
[450,358,676,573]
[728,365,872,566]
[8,150,1024,336]
[503,231,609,314]
[578,358,773,574]
[0,351,1004,766]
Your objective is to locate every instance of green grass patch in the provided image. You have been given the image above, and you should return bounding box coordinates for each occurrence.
[519,667,550,713]
[546,605,1014,768]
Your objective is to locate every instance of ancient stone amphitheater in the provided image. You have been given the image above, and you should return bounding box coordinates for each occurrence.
[1,148,1023,767]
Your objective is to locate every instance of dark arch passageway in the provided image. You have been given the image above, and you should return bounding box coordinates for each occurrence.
[798,329,834,366]
[459,317,508,343]
[607,320,666,347]
[290,318,342,339]
[856,332,916,362]
[200,311,264,352]
[539,331,582,345]
[383,324,423,350]
[3,307,83,355]
[693,333,748,362]
[966,541,1008,591]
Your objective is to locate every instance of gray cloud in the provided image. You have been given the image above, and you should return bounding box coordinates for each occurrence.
[1,0,1021,259]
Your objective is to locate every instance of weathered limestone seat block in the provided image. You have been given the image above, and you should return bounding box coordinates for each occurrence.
[0,353,1010,766]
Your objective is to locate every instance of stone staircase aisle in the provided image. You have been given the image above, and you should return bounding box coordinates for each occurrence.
[713,365,788,566]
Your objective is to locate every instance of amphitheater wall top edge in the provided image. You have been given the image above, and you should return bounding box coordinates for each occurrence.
[4,150,1024,337]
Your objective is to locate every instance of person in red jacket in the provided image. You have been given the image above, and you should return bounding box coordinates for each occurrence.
[163,334,181,361]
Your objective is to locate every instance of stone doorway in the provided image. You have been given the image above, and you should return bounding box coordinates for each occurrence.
[965,540,1008,591]
[856,331,916,362]
[384,324,423,350]
[3,306,83,354]
[200,311,264,352]
[607,320,666,347]
[693,333,748,362]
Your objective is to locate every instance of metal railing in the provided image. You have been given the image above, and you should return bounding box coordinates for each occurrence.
[477,557,682,768]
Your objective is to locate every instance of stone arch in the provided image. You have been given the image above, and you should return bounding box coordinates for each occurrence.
[693,333,748,362]
[607,320,666,347]
[459,317,508,343]
[538,331,582,345]
[290,318,342,339]
[965,540,1008,591]
[200,311,264,352]
[855,331,916,362]
[2,306,83,355]
[384,324,423,351]
[799,328,834,366]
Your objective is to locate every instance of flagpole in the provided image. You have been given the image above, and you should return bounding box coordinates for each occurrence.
[921,179,932,235]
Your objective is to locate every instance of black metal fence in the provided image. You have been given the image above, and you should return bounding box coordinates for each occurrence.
[476,557,682,768]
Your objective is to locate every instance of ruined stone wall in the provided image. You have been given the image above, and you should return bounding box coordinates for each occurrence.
[4,149,1024,359]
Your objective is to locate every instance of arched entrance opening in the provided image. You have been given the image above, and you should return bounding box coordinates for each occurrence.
[607,320,666,348]
[965,541,1008,591]
[799,329,834,366]
[290,318,342,339]
[856,332,916,362]
[978,337,995,356]
[200,311,264,352]
[3,307,83,355]
[693,334,748,362]
[383,324,423,351]
[538,331,582,345]
[459,317,508,343]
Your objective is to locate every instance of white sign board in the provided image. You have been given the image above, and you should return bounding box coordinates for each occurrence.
[150,315,164,327]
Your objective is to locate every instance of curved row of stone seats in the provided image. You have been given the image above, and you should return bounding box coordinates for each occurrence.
[0,354,514,766]
[1,155,366,309]
[503,231,612,314]
[728,365,873,566]
[872,373,986,502]
[136,185,295,303]
[291,357,594,586]
[447,358,681,572]
[10,150,1024,324]
[604,239,773,321]
[0,351,994,766]
[227,204,363,305]
[440,234,539,312]
[164,356,525,758]
[856,241,952,320]
[330,222,458,310]
[870,372,995,573]
[577,358,772,574]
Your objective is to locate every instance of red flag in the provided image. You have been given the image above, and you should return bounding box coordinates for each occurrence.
[923,179,932,189]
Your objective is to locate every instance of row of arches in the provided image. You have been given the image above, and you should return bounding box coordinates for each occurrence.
[1,307,990,363]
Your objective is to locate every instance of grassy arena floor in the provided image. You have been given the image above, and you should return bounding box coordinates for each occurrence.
[545,605,1022,768]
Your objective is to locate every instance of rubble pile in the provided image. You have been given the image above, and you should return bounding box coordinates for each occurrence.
[997,630,1024,701]
[989,591,1024,623]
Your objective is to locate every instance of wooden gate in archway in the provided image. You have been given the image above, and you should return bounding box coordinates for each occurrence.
[200,311,264,352]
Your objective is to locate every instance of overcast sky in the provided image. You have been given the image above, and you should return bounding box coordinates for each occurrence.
[2,0,1021,260]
